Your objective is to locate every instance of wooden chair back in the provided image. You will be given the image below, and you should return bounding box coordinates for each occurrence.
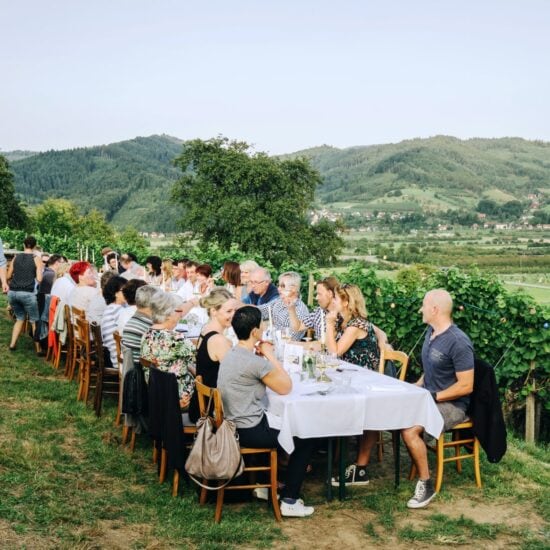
[113,331,123,370]
[194,375,224,429]
[379,345,409,381]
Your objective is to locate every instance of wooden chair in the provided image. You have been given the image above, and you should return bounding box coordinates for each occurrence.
[194,376,281,523]
[74,316,94,402]
[409,420,482,493]
[376,346,410,465]
[61,305,75,375]
[113,331,123,426]
[91,322,120,417]
[144,360,196,497]
[67,306,86,381]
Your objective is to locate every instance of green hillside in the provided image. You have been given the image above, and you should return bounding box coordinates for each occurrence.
[8,134,550,232]
[11,135,184,232]
[288,135,550,213]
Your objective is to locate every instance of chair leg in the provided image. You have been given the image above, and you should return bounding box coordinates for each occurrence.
[270,450,282,521]
[199,484,208,505]
[215,482,225,523]
[172,470,179,497]
[473,438,482,488]
[377,432,384,463]
[453,430,462,473]
[159,449,167,483]
[435,435,444,493]
[122,425,129,445]
[129,430,136,452]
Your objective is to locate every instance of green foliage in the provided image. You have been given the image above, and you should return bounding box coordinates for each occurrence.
[32,198,79,236]
[10,135,183,232]
[172,137,344,267]
[0,155,29,230]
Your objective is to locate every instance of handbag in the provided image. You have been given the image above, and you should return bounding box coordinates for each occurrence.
[185,394,245,490]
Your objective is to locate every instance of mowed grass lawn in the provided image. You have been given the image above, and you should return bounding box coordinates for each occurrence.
[0,294,549,549]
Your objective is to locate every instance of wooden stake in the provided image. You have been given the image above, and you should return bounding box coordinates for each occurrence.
[307,273,315,307]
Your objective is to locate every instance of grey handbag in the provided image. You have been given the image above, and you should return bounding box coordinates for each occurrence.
[185,394,245,490]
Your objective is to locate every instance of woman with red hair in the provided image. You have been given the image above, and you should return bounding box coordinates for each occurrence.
[67,261,99,312]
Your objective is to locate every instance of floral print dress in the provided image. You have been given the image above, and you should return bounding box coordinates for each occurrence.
[141,328,196,398]
[336,316,380,370]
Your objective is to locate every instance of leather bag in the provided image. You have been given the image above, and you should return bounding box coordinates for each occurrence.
[185,395,244,490]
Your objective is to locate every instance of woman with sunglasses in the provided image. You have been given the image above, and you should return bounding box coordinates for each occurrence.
[326,283,388,487]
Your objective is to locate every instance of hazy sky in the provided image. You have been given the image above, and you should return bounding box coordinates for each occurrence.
[1,0,549,155]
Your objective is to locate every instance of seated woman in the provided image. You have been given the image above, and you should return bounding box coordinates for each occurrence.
[325,283,388,487]
[160,258,175,292]
[195,263,214,296]
[218,306,315,518]
[188,288,239,423]
[100,275,127,368]
[221,261,243,300]
[145,256,163,286]
[141,292,196,415]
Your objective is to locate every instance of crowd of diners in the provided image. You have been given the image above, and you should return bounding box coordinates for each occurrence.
[1,236,476,516]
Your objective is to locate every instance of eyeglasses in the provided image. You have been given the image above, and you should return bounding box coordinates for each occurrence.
[250,280,267,285]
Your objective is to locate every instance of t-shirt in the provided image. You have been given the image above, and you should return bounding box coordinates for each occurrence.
[67,285,98,312]
[51,275,76,304]
[122,311,153,366]
[422,324,474,410]
[218,345,273,429]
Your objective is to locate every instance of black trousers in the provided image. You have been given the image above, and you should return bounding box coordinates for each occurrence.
[237,415,313,500]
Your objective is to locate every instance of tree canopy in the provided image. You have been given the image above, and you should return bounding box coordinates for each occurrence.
[172,137,343,267]
[0,155,29,230]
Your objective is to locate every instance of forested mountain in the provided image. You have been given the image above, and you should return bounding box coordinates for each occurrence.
[8,134,550,232]
[10,135,184,232]
[288,136,550,214]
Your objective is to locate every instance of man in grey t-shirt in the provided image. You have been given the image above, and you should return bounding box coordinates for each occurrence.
[218,306,315,518]
[402,289,474,510]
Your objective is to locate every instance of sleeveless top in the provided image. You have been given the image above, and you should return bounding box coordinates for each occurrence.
[336,316,380,369]
[10,253,37,292]
[188,331,221,423]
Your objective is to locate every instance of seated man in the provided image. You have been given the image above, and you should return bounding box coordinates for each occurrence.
[246,267,279,319]
[402,289,474,509]
[271,271,309,340]
[218,306,315,517]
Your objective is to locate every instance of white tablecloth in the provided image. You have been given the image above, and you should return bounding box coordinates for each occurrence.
[265,363,444,454]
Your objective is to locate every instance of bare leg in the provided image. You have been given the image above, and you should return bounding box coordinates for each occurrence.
[356,430,379,466]
[10,320,24,348]
[402,425,430,479]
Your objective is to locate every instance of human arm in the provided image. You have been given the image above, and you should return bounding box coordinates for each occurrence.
[258,341,292,395]
[373,324,388,348]
[433,369,474,402]
[0,267,7,293]
[34,256,43,283]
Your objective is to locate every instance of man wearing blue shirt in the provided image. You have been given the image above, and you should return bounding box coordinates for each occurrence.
[402,289,474,509]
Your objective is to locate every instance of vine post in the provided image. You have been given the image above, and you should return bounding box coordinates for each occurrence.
[525,361,536,444]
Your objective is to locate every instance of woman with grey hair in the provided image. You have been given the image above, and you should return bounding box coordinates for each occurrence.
[141,292,196,410]
[239,259,259,304]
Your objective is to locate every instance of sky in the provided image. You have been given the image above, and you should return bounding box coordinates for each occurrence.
[1,0,549,155]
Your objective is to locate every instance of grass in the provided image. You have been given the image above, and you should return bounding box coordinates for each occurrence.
[0,294,549,548]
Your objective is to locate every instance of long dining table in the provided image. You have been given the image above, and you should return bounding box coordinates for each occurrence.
[265,362,444,498]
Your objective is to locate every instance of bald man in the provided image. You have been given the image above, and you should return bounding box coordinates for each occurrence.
[401,289,474,509]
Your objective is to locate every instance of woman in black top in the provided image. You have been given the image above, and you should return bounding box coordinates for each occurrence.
[188,287,239,423]
[7,236,43,351]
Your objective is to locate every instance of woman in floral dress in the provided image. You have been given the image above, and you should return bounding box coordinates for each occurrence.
[326,283,389,487]
[141,292,196,413]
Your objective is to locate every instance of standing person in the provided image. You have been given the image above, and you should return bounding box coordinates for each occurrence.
[7,236,43,351]
[0,237,9,293]
[401,289,474,509]
[246,268,279,319]
[218,306,315,517]
[239,260,259,304]
[188,288,239,423]
[326,284,388,487]
[283,276,339,341]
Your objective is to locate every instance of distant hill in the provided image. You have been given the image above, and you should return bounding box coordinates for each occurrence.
[286,136,550,214]
[2,150,38,162]
[7,134,550,232]
[10,135,184,232]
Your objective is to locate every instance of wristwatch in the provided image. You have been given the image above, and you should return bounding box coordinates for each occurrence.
[431,391,438,402]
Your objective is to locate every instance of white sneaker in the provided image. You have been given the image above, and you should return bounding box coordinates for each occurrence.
[252,487,279,501]
[280,498,314,517]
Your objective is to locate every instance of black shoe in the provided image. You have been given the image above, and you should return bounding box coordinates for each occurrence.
[331,464,369,487]
[407,479,436,509]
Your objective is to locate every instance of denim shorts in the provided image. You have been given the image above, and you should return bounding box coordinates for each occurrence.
[8,290,39,322]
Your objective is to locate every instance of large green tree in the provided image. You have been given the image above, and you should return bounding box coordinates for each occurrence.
[0,155,29,229]
[172,137,343,266]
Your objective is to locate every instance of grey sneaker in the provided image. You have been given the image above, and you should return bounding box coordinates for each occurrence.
[407,479,436,509]
[331,464,370,487]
